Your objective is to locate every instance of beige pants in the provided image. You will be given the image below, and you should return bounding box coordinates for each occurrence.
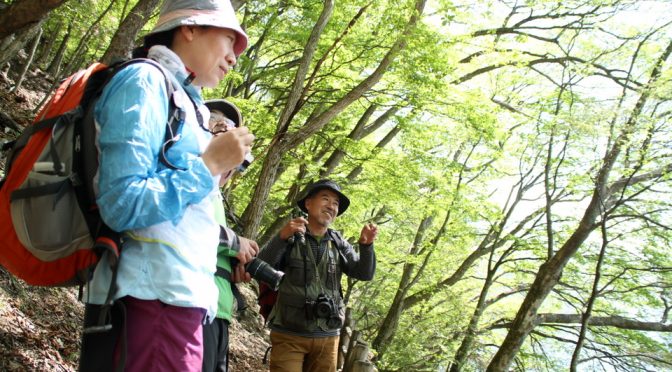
[269,331,339,372]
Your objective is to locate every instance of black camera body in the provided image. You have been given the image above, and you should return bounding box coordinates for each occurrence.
[305,293,342,329]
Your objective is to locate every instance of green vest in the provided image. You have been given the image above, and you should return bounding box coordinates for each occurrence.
[213,198,236,321]
[269,236,345,333]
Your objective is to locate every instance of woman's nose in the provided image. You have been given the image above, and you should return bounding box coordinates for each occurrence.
[225,51,237,67]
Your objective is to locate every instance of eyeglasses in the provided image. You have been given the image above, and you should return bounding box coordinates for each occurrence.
[209,112,237,135]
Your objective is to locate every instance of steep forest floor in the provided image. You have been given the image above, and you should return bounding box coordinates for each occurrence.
[0,67,270,371]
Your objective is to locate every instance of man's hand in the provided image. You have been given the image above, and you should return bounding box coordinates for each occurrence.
[279,216,308,240]
[232,237,258,283]
[236,237,259,265]
[358,223,378,245]
[232,262,251,283]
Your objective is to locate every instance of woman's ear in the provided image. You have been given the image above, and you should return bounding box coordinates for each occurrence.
[177,25,196,42]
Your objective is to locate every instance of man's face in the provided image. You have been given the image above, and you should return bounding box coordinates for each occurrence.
[304,189,340,227]
[208,109,236,134]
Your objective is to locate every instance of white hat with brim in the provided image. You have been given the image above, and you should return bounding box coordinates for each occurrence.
[148,0,249,57]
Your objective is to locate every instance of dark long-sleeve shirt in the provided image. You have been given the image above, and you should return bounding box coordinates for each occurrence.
[258,229,376,281]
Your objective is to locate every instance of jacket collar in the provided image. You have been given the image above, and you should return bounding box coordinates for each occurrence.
[147,45,203,104]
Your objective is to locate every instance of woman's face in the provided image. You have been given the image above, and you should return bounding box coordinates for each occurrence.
[176,26,238,88]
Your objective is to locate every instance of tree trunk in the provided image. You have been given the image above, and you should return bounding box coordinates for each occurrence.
[320,104,377,176]
[101,0,161,64]
[10,26,42,92]
[46,23,71,76]
[62,0,117,74]
[490,313,672,332]
[0,20,42,68]
[36,19,61,67]
[450,268,495,372]
[0,0,66,40]
[240,0,335,239]
[345,123,401,182]
[486,39,672,372]
[372,215,433,360]
[257,104,399,246]
[569,221,609,371]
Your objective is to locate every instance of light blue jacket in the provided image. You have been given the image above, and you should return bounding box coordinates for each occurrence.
[85,46,219,320]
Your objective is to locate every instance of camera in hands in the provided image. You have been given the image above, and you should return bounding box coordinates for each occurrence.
[288,209,308,245]
[232,257,284,291]
[305,293,342,329]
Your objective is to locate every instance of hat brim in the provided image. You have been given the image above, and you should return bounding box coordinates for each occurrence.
[204,99,242,126]
[148,15,248,56]
[298,186,350,216]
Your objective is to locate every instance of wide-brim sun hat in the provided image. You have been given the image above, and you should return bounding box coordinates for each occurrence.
[298,179,351,216]
[148,0,249,57]
[204,99,242,126]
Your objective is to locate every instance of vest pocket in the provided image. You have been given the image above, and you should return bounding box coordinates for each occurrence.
[287,259,314,286]
[277,295,311,331]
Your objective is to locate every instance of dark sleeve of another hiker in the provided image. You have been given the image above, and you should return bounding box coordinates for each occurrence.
[338,238,376,281]
[257,235,288,268]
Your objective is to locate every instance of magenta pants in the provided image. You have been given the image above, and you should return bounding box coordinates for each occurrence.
[121,297,206,372]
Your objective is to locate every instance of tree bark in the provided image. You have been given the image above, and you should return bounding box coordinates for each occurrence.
[10,26,42,92]
[0,20,42,68]
[490,313,672,332]
[570,221,609,371]
[62,0,117,75]
[372,215,433,358]
[46,23,71,76]
[239,0,335,239]
[451,269,496,372]
[36,19,61,67]
[101,0,161,64]
[0,0,66,40]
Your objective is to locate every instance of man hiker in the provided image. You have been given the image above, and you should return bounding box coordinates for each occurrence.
[257,179,378,372]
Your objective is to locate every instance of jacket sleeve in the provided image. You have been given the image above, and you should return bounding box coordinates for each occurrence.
[94,64,215,231]
[334,231,376,281]
[258,235,289,269]
[218,225,240,258]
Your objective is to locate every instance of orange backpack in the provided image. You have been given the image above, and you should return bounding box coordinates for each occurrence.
[0,59,180,287]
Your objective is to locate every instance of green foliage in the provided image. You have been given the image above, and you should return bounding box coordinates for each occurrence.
[20,0,672,370]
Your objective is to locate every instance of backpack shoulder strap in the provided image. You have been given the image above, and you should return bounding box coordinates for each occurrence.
[327,229,347,251]
[215,266,247,312]
[327,229,350,264]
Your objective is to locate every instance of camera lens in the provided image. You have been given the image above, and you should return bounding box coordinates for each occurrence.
[246,258,284,291]
[326,316,342,329]
[315,301,332,318]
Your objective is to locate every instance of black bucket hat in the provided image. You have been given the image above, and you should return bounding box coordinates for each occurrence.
[297,179,350,216]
